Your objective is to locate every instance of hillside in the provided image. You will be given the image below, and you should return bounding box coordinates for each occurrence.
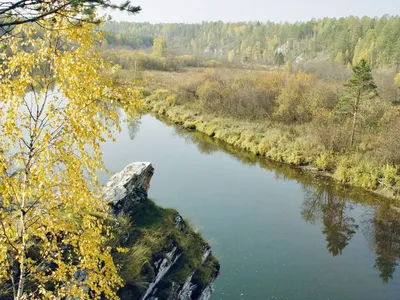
[103,16,400,68]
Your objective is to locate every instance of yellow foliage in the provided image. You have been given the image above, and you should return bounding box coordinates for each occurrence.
[395,72,400,93]
[0,16,141,299]
[315,152,335,171]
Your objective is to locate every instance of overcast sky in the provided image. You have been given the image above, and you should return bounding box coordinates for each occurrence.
[104,0,400,23]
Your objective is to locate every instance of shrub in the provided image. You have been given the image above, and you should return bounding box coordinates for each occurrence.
[311,114,350,153]
[177,55,202,67]
[334,157,354,183]
[197,80,225,113]
[352,163,380,190]
[315,151,336,171]
[204,60,222,68]
[381,164,399,188]
[272,72,317,124]
[377,116,400,164]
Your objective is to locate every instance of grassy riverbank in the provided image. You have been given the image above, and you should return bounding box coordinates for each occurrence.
[103,45,400,201]
[113,198,219,298]
[143,84,400,201]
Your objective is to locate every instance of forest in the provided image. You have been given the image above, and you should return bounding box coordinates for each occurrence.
[103,16,400,68]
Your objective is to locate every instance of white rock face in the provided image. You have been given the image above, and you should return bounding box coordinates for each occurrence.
[198,283,215,300]
[102,162,154,214]
[104,162,219,300]
[142,247,181,300]
[178,278,196,300]
[177,246,213,300]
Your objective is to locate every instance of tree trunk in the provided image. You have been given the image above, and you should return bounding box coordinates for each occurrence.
[16,168,30,300]
[16,209,26,300]
[350,111,357,147]
[350,91,361,147]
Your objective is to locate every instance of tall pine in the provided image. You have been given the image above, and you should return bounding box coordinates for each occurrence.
[341,59,377,147]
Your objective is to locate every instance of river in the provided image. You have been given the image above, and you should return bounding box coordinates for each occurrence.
[100,114,400,300]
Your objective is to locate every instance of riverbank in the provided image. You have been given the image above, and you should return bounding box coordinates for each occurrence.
[100,114,400,298]
[143,90,400,202]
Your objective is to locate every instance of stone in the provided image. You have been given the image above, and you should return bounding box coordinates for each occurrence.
[102,162,154,215]
[103,162,219,300]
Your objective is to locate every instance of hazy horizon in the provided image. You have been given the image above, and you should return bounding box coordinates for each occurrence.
[104,0,400,24]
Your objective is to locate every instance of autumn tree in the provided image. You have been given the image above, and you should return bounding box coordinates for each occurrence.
[273,72,316,123]
[152,36,167,57]
[339,59,377,147]
[395,72,400,101]
[227,50,235,62]
[0,13,141,300]
[284,60,293,74]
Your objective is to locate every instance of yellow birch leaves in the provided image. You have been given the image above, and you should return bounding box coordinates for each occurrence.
[0,15,141,299]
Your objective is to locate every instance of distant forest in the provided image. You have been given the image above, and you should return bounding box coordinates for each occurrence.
[103,16,400,68]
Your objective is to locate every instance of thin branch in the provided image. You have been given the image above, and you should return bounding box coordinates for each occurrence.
[0,216,19,253]
[0,2,71,27]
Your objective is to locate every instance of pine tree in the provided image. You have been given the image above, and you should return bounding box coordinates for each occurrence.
[275,52,285,67]
[341,59,377,147]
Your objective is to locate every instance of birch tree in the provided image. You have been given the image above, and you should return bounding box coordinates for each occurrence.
[0,14,141,299]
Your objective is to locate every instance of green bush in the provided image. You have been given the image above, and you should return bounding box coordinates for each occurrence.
[381,165,400,195]
[204,60,222,68]
[315,151,336,171]
[334,157,353,183]
[352,163,380,190]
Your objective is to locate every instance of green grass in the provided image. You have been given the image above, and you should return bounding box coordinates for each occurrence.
[112,198,219,298]
[129,198,173,228]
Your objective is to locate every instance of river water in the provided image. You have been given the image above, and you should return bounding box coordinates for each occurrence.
[100,114,400,300]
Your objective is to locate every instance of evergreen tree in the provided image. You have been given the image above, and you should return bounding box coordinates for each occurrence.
[341,59,377,147]
[275,52,285,67]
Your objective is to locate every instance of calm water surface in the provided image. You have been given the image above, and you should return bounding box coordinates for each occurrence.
[100,115,400,300]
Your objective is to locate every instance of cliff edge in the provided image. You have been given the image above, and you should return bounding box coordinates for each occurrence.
[103,162,220,300]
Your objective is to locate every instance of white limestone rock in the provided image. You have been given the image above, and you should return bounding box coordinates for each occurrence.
[102,162,154,215]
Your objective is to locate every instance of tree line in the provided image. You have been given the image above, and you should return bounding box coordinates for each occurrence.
[103,16,400,68]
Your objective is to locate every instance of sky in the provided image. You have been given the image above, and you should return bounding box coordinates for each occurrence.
[104,0,400,24]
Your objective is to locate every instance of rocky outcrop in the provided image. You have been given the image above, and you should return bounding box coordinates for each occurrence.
[103,162,154,215]
[103,162,219,300]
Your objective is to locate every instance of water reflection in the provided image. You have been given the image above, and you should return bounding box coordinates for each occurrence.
[302,185,358,256]
[302,181,400,283]
[127,118,142,140]
[155,114,400,284]
[363,204,400,283]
